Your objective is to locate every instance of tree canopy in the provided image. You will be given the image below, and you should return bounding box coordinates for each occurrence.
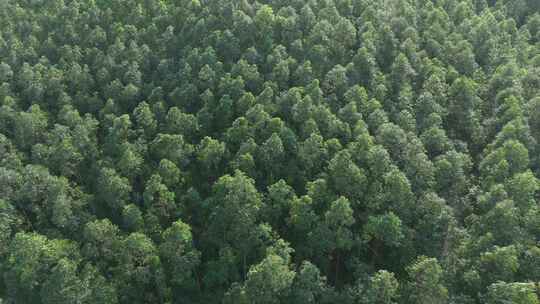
[1,0,540,303]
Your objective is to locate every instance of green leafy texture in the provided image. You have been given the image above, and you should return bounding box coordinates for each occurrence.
[405,256,448,304]
[239,240,296,304]
[0,1,539,303]
[159,219,200,294]
[364,270,400,304]
[485,282,539,304]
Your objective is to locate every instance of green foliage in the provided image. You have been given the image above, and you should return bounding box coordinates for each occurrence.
[485,282,539,304]
[364,270,400,304]
[159,219,200,289]
[97,167,132,211]
[406,256,448,304]
[240,240,296,304]
[0,0,538,303]
[363,212,404,248]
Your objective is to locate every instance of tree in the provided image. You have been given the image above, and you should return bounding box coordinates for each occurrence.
[82,219,121,271]
[97,167,131,211]
[352,47,377,87]
[324,196,355,285]
[364,270,400,304]
[40,259,89,304]
[328,150,367,202]
[405,256,448,304]
[165,107,199,140]
[376,123,408,165]
[263,179,296,232]
[33,124,84,178]
[143,174,176,225]
[13,105,48,151]
[206,170,263,277]
[240,240,296,304]
[11,165,86,232]
[159,220,200,290]
[157,159,182,188]
[323,64,349,101]
[288,261,329,304]
[414,192,454,258]
[527,96,540,142]
[363,212,404,249]
[480,245,519,285]
[332,17,356,62]
[390,53,416,95]
[197,136,226,173]
[434,151,473,210]
[446,77,481,145]
[287,195,320,259]
[505,170,539,211]
[260,133,284,182]
[1,1,539,303]
[299,133,328,176]
[4,232,106,304]
[485,282,539,304]
[150,134,194,168]
[132,101,157,138]
[254,5,276,53]
[480,140,529,186]
[0,199,21,258]
[103,114,133,158]
[122,204,144,232]
[115,233,167,304]
[520,246,540,281]
[381,167,414,217]
[115,143,143,181]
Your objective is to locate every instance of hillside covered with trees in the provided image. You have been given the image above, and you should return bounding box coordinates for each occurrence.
[1,0,540,303]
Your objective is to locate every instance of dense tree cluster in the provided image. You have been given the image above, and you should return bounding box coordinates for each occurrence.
[1,0,540,303]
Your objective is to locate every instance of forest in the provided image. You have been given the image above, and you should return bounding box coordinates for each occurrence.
[1,0,540,303]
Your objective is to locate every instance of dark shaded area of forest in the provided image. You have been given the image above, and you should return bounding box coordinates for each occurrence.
[1,0,540,303]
